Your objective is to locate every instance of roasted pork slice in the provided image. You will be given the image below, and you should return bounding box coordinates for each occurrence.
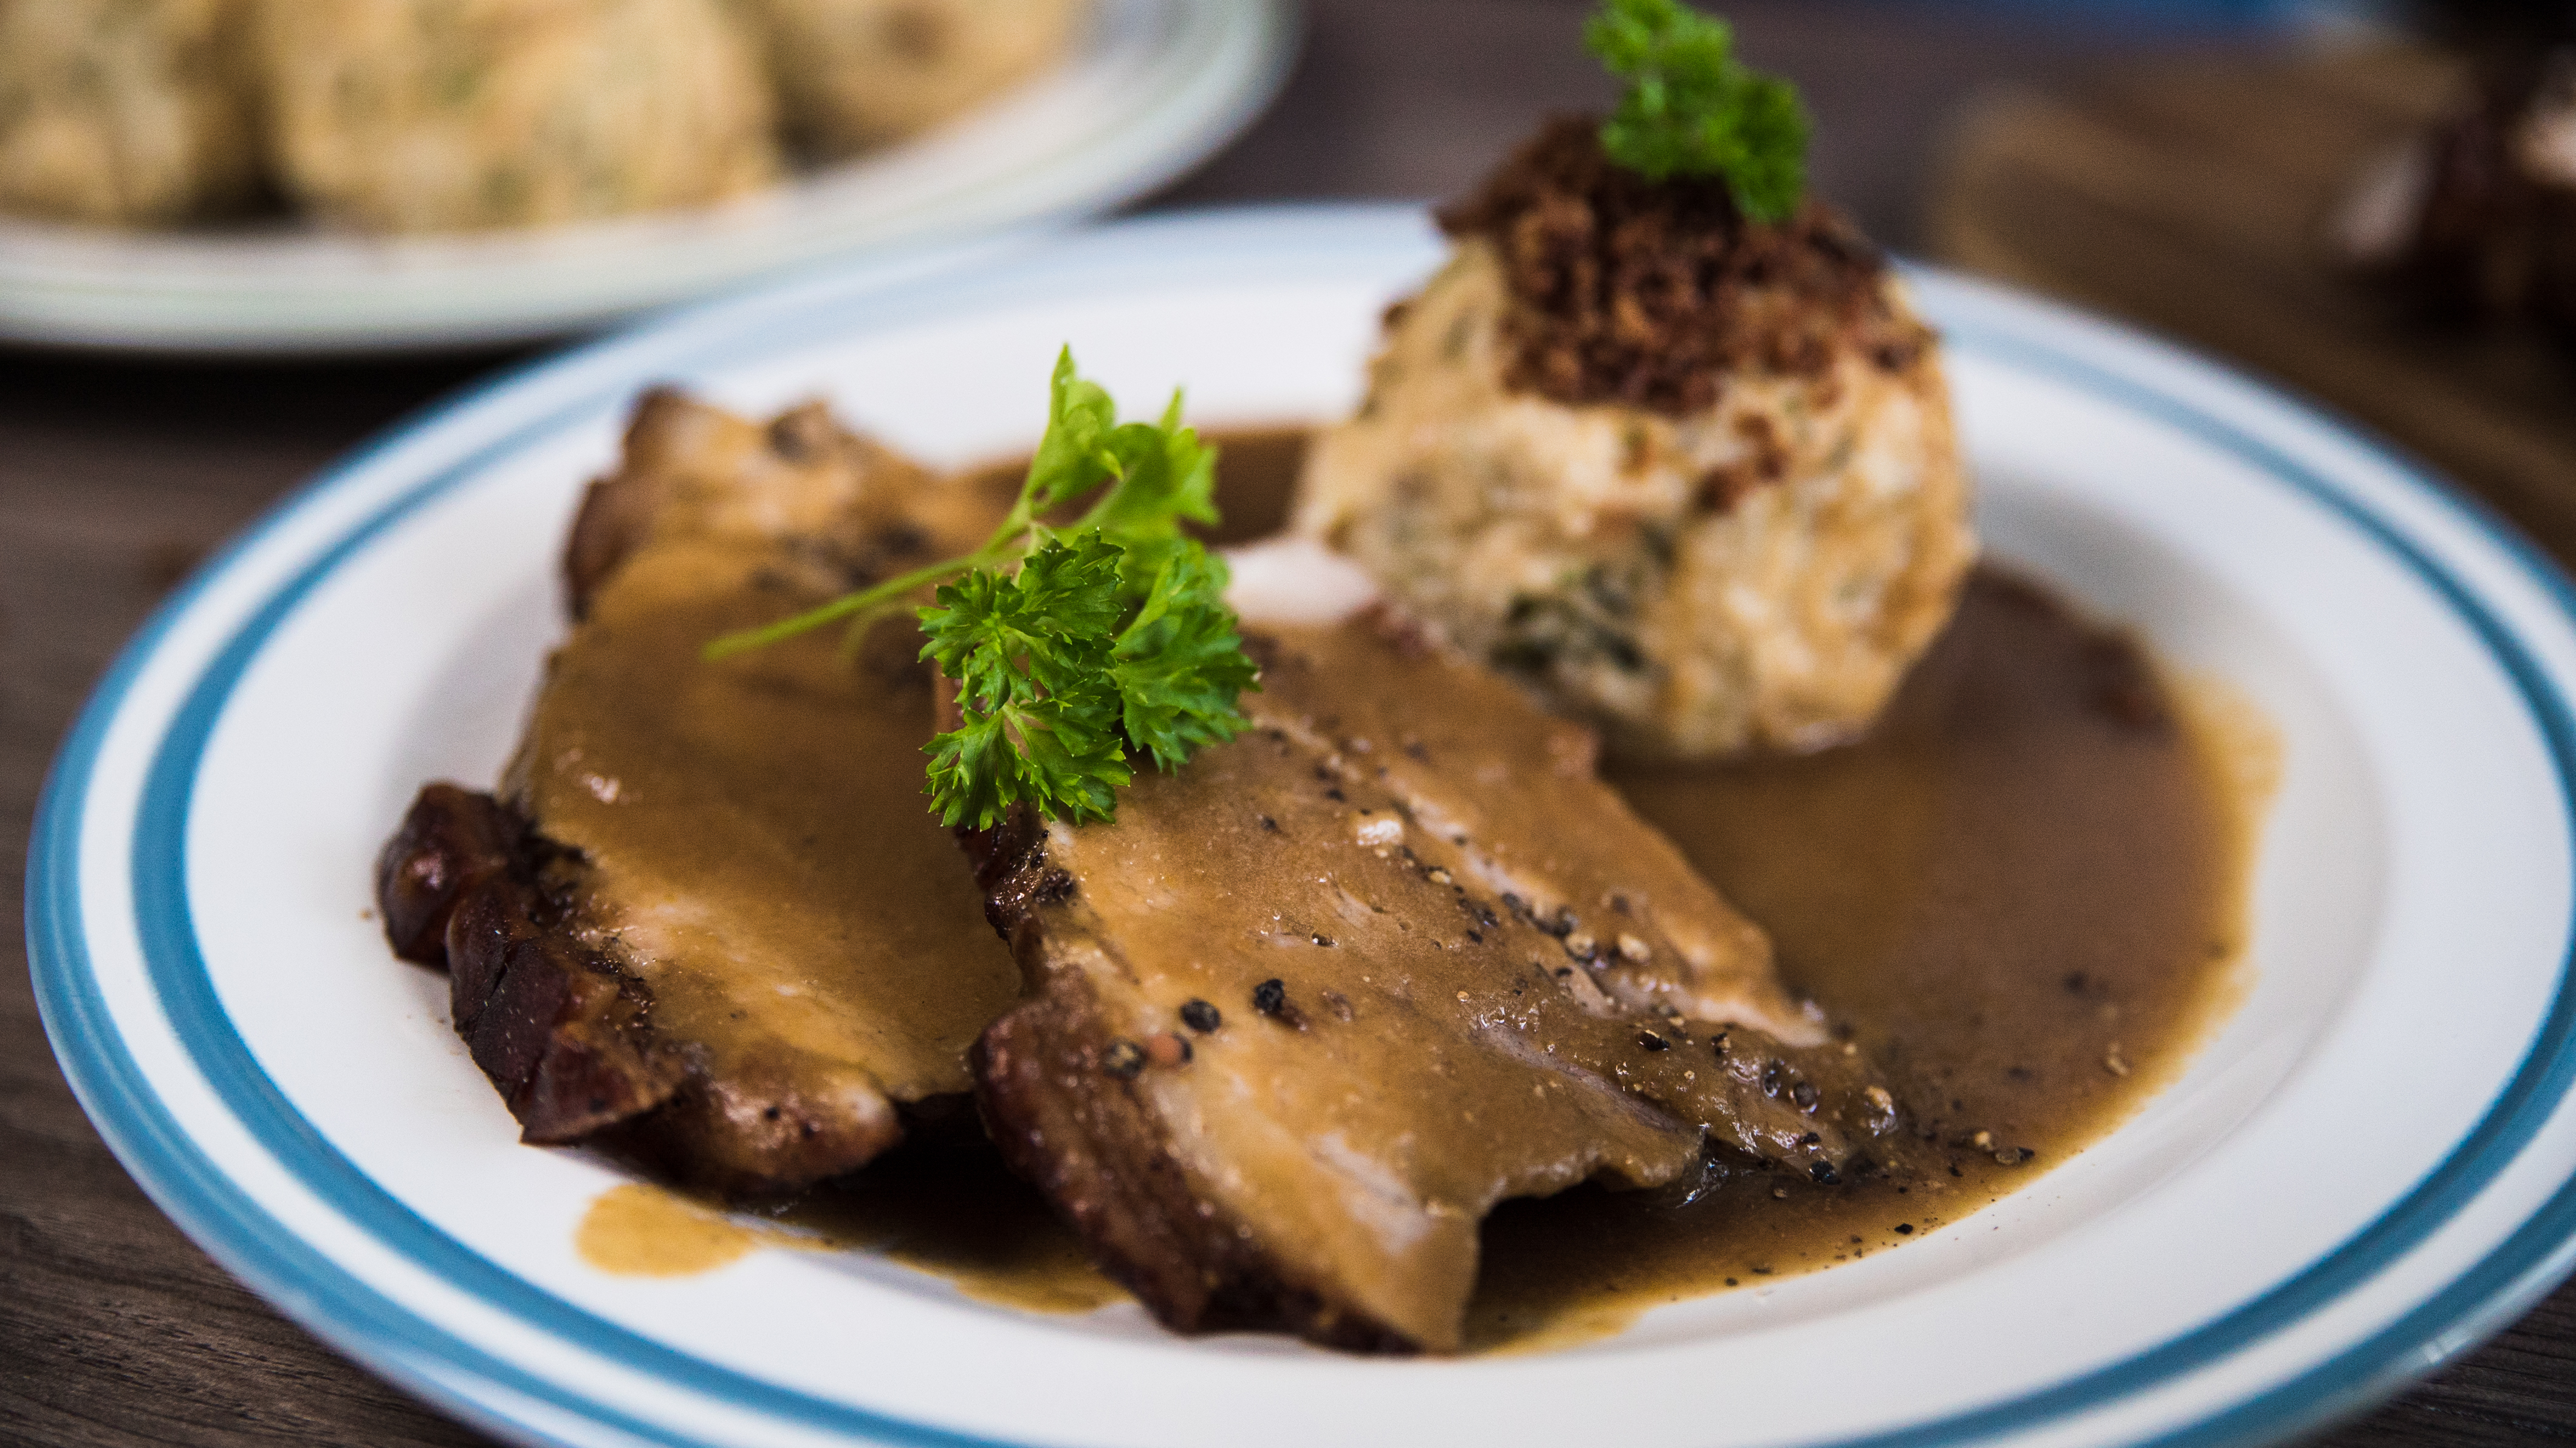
[378,390,1021,1196]
[969,615,1907,1353]
[1296,118,1975,758]
[380,784,690,1146]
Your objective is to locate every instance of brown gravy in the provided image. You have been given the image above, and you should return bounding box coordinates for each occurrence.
[578,1139,1126,1313]
[1469,569,2259,1347]
[580,1184,823,1277]
[577,429,2259,1350]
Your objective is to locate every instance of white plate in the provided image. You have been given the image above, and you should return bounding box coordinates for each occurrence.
[0,0,1291,354]
[30,205,2576,1448]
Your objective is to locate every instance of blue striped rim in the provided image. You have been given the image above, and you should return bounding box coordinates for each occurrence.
[24,210,2576,1448]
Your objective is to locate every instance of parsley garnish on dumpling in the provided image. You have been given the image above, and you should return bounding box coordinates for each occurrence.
[710,349,1258,828]
[1585,0,1811,222]
[1293,0,1974,759]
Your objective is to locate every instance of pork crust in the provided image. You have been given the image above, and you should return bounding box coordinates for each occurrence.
[382,783,911,1193]
[962,622,1906,1353]
[377,390,1015,1197]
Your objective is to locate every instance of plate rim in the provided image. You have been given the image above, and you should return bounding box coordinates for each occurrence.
[27,202,2576,1448]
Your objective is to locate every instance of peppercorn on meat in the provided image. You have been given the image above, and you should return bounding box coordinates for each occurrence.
[970,615,1910,1352]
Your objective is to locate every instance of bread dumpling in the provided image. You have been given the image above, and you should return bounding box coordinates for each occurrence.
[745,0,1085,157]
[0,0,262,227]
[1297,120,1975,759]
[251,0,779,233]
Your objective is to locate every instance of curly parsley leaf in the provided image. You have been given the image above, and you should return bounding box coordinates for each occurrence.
[1076,389,1221,544]
[1584,0,1810,224]
[916,531,1123,711]
[924,686,1130,832]
[917,529,1255,828]
[708,346,1257,830]
[1023,350,1125,515]
[1112,541,1259,773]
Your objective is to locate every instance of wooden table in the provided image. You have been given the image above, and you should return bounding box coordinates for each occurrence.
[5,4,2570,1443]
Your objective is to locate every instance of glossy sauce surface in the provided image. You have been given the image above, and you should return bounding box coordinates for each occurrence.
[517,414,1023,1110]
[578,431,2257,1349]
[1468,568,2258,1347]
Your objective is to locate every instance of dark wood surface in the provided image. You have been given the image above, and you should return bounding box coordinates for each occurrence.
[1930,43,2576,565]
[4,3,2571,1444]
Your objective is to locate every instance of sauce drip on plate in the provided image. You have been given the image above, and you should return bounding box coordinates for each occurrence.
[574,431,2263,1351]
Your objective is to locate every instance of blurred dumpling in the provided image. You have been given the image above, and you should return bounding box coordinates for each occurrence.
[745,0,1085,157]
[250,0,780,233]
[0,0,262,227]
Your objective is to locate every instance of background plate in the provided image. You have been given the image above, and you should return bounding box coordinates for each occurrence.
[0,0,1293,354]
[29,207,2576,1448]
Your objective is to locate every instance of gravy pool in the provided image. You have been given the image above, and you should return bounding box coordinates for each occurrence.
[578,429,2264,1350]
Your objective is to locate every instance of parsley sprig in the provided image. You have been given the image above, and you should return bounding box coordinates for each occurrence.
[707,348,1258,829]
[1585,0,1810,224]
